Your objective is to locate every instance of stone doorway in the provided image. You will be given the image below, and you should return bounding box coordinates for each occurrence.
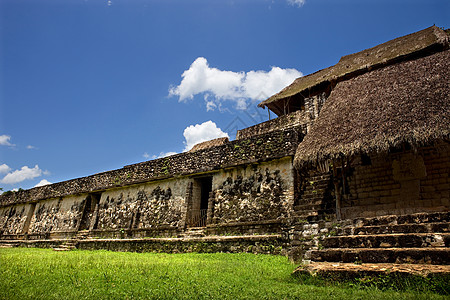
[187,176,212,228]
[79,193,101,231]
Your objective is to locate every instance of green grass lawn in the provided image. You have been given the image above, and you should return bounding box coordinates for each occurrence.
[0,248,447,299]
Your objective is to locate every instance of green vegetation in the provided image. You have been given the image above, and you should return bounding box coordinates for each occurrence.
[0,248,447,300]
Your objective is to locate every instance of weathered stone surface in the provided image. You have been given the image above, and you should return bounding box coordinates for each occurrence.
[0,234,286,255]
[309,248,450,264]
[28,195,85,235]
[339,143,450,220]
[0,204,29,235]
[293,262,450,278]
[96,181,186,230]
[0,127,302,207]
[322,233,449,249]
[236,110,308,140]
[212,158,294,224]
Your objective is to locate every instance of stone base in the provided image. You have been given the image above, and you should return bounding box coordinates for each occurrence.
[293,262,450,278]
[0,234,286,255]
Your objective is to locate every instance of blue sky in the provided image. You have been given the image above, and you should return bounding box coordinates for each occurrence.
[0,0,448,191]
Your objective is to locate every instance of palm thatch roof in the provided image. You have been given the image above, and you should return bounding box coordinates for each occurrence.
[189,137,229,152]
[259,26,449,116]
[294,49,450,168]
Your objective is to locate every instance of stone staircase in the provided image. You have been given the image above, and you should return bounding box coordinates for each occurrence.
[76,230,91,240]
[53,240,77,251]
[181,227,206,238]
[52,230,91,251]
[0,243,15,248]
[296,211,450,277]
[293,174,335,221]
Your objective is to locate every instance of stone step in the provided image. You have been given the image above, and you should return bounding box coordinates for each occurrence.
[301,190,329,198]
[309,247,450,265]
[309,175,331,181]
[322,233,450,249]
[52,247,73,251]
[350,211,450,228]
[76,232,90,239]
[182,227,206,237]
[294,204,324,212]
[295,198,335,207]
[63,242,78,247]
[305,183,330,191]
[337,222,450,235]
[293,262,450,278]
[293,210,319,218]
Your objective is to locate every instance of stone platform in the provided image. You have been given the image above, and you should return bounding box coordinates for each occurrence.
[0,234,285,255]
[293,262,450,278]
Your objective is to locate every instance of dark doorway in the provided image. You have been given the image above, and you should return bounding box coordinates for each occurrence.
[199,177,212,212]
[79,193,101,231]
[187,176,212,227]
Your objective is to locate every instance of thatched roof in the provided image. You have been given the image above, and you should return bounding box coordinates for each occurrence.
[259,26,450,116]
[294,49,450,168]
[189,137,229,152]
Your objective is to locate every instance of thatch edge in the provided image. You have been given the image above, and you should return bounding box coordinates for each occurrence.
[294,129,450,169]
[259,26,450,113]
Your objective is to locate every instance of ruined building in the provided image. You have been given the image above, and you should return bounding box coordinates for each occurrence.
[1,26,449,275]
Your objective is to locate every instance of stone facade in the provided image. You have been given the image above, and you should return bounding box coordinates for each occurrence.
[338,142,450,219]
[0,121,302,246]
[1,28,448,265]
[0,109,448,261]
[212,158,294,224]
[0,126,301,207]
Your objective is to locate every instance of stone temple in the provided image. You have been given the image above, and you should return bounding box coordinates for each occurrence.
[1,26,449,276]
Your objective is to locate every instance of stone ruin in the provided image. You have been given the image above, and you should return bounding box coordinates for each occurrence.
[1,26,449,277]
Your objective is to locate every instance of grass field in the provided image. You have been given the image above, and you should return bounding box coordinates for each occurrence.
[0,248,448,299]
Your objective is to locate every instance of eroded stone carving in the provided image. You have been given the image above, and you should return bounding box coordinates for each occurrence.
[214,169,286,223]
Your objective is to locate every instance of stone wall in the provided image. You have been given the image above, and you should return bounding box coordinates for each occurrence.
[27,195,85,237]
[340,142,450,219]
[0,203,31,236]
[236,111,308,140]
[211,157,294,224]
[3,235,286,255]
[0,155,297,240]
[0,127,302,207]
[96,179,188,232]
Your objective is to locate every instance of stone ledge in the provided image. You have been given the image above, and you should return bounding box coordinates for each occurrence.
[236,110,308,140]
[79,234,282,243]
[77,235,286,254]
[0,234,282,244]
[207,219,285,228]
[309,247,450,264]
[293,262,450,278]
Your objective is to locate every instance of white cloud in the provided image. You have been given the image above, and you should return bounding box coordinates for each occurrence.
[1,165,43,185]
[0,135,15,147]
[142,121,227,160]
[0,164,11,174]
[151,151,178,160]
[34,179,52,187]
[287,0,305,7]
[183,120,229,152]
[169,57,301,111]
[26,145,37,150]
